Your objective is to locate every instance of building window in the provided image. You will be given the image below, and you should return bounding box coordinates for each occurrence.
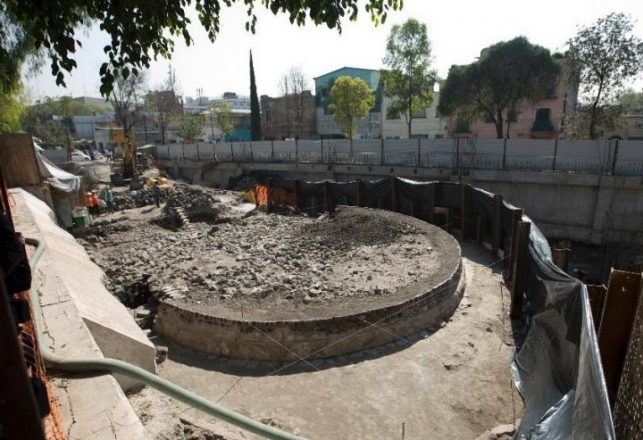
[455,119,470,133]
[264,109,272,123]
[412,108,426,119]
[532,108,554,132]
[508,108,518,123]
[434,134,444,139]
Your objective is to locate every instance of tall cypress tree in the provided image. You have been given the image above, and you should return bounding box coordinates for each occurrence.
[249,51,262,141]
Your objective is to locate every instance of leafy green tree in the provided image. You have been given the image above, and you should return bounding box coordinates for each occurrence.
[329,76,375,152]
[0,86,25,133]
[564,105,624,140]
[249,51,262,141]
[179,114,206,143]
[21,96,109,147]
[213,102,235,140]
[382,18,436,138]
[1,0,401,97]
[110,73,148,178]
[617,89,643,113]
[145,66,181,144]
[568,13,643,139]
[439,37,560,138]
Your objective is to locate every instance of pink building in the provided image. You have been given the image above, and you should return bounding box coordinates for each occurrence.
[449,62,578,139]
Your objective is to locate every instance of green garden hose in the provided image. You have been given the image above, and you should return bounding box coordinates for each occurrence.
[25,237,305,440]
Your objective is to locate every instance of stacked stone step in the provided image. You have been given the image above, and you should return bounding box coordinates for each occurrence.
[174,207,192,229]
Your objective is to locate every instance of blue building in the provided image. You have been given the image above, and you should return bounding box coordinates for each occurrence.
[314,67,383,139]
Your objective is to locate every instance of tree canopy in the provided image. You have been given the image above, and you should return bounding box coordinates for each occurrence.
[618,89,643,113]
[328,76,375,144]
[145,66,181,144]
[438,37,560,138]
[567,13,643,139]
[179,113,205,143]
[213,102,235,140]
[382,18,436,138]
[249,51,262,141]
[0,0,402,97]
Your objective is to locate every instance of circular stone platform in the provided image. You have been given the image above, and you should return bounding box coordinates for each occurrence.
[154,207,464,361]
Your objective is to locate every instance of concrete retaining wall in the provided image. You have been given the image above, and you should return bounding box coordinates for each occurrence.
[158,159,643,245]
[11,188,157,390]
[154,261,464,361]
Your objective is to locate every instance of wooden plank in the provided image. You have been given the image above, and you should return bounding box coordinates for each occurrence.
[266,178,273,213]
[356,178,364,207]
[0,134,42,188]
[492,194,503,253]
[587,284,607,330]
[323,181,333,213]
[552,248,571,272]
[293,180,301,211]
[598,269,642,405]
[460,184,469,238]
[510,220,531,319]
[476,215,483,245]
[508,208,523,282]
[427,183,435,224]
[390,177,398,212]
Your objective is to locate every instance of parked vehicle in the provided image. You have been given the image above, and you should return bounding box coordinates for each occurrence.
[71,150,91,162]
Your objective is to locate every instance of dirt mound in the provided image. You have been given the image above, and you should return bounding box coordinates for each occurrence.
[164,184,221,214]
[299,209,420,250]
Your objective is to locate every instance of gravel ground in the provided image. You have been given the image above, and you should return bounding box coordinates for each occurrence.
[80,185,459,320]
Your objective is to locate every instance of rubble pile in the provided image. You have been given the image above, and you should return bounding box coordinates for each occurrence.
[82,204,442,317]
[163,183,223,216]
[112,187,167,210]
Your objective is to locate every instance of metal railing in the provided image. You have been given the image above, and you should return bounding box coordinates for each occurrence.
[156,138,643,176]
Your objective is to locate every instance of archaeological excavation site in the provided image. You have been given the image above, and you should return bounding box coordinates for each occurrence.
[5,136,640,440]
[87,194,464,361]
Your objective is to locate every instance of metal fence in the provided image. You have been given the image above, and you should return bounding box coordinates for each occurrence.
[155,138,643,176]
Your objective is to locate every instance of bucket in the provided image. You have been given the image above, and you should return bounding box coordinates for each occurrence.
[72,207,89,227]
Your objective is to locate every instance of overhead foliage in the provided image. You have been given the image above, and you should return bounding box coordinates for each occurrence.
[328,76,375,143]
[382,18,436,138]
[438,37,560,139]
[567,13,643,139]
[0,0,402,97]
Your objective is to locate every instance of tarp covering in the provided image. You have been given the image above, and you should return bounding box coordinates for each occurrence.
[34,143,81,193]
[258,175,614,440]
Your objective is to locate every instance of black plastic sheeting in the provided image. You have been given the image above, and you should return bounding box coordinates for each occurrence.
[264,175,614,439]
[468,184,614,438]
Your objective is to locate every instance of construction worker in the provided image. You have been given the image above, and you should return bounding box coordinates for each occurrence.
[84,192,94,217]
[91,190,100,217]
[152,181,161,208]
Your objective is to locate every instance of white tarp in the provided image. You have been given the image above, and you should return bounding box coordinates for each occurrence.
[34,142,81,193]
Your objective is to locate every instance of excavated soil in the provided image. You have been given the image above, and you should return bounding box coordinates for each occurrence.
[80,186,459,321]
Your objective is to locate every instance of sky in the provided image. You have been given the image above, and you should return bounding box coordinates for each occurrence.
[23,0,643,102]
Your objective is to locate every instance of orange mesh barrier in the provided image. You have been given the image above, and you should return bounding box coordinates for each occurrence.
[16,290,66,440]
[254,184,297,209]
